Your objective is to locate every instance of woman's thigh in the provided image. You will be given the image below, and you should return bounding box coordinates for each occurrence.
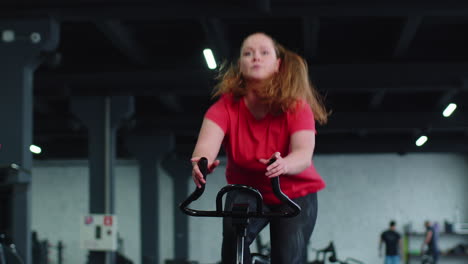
[269,192,318,264]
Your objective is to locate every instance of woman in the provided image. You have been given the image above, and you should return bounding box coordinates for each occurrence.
[191,32,328,264]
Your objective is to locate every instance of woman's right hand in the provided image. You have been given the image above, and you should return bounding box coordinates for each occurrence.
[190,157,220,188]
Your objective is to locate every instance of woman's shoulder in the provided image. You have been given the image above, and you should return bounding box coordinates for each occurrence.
[287,98,310,113]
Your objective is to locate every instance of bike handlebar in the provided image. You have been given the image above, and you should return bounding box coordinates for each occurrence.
[179,157,301,218]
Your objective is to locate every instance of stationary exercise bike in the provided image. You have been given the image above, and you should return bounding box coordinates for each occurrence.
[180,158,301,264]
[0,234,24,264]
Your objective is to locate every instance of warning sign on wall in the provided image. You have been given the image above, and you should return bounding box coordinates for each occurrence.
[80,214,118,251]
[104,215,113,226]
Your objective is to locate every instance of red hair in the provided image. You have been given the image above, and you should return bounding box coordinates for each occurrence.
[213,33,328,124]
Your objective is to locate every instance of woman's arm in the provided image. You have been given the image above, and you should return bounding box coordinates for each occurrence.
[191,118,225,187]
[261,130,315,178]
[283,130,315,174]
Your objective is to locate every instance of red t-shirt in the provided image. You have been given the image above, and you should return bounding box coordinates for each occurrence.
[205,93,326,204]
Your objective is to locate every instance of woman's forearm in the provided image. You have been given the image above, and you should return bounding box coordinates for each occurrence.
[283,150,312,175]
[283,130,315,176]
[192,141,220,164]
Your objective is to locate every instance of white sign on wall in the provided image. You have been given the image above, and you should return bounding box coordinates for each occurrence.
[80,214,118,251]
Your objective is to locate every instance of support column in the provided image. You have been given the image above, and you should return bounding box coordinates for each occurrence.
[0,18,59,264]
[161,156,192,262]
[71,96,134,264]
[125,132,174,264]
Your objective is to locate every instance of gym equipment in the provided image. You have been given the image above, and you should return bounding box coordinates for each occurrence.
[330,257,364,264]
[310,241,336,264]
[180,157,301,264]
[31,232,48,264]
[0,164,31,264]
[309,242,364,264]
[0,234,24,264]
[421,253,434,264]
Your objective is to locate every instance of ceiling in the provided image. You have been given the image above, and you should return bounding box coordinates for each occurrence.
[1,1,468,160]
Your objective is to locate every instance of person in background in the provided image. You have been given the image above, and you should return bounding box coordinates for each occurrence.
[422,220,439,264]
[379,220,402,264]
[190,32,329,264]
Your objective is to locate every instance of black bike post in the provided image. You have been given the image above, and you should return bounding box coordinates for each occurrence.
[232,205,250,264]
[235,215,246,264]
[236,236,243,264]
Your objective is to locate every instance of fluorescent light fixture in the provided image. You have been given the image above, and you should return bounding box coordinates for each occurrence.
[203,49,217,70]
[30,145,42,154]
[415,135,428,147]
[442,103,457,117]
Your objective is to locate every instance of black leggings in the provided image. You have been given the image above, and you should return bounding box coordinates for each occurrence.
[221,191,318,264]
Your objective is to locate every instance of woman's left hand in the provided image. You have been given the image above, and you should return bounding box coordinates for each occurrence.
[259,152,288,178]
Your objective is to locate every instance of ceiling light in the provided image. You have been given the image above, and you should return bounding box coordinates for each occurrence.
[442,103,457,117]
[203,49,217,70]
[415,136,428,147]
[30,145,42,154]
[2,30,15,43]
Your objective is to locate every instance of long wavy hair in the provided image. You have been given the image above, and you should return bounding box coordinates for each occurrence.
[213,32,329,125]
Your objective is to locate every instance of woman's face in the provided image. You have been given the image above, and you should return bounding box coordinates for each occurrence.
[239,33,281,82]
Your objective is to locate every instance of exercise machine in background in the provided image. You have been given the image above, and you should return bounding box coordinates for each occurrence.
[310,242,365,264]
[0,233,23,264]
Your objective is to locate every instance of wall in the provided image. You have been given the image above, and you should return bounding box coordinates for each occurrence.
[186,153,468,264]
[31,160,141,264]
[30,153,468,264]
[311,154,468,264]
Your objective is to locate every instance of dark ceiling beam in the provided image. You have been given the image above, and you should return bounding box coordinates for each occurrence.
[95,20,149,65]
[34,63,468,95]
[314,137,468,154]
[33,132,468,158]
[462,78,468,92]
[34,70,216,96]
[437,89,459,108]
[310,63,468,88]
[323,112,468,132]
[170,136,468,156]
[200,18,230,61]
[34,97,55,114]
[369,90,387,109]
[169,136,468,156]
[393,16,423,58]
[34,133,86,140]
[35,111,468,147]
[302,16,320,61]
[3,4,468,20]
[253,0,271,14]
[324,84,461,93]
[124,111,468,133]
[156,94,184,113]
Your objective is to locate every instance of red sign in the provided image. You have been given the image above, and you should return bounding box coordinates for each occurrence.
[85,216,93,225]
[104,216,113,226]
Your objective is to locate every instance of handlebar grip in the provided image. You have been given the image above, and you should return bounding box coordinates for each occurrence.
[268,158,301,217]
[270,177,301,217]
[198,157,209,181]
[179,157,209,215]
